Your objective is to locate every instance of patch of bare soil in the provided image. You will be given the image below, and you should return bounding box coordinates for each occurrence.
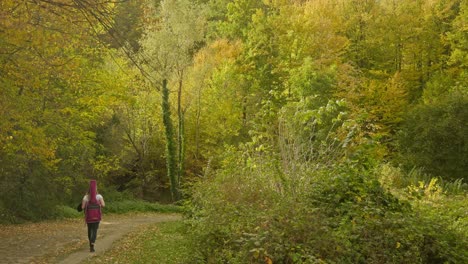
[0,213,181,264]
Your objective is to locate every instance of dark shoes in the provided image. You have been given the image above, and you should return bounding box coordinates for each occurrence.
[90,243,95,252]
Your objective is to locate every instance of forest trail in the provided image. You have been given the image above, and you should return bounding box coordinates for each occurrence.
[0,213,181,264]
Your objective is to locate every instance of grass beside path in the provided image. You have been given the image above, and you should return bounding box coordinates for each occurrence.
[84,220,193,264]
[54,200,184,221]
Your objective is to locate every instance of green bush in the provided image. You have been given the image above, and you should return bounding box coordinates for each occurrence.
[397,92,468,181]
[52,205,82,219]
[379,163,468,197]
[104,200,183,214]
[308,170,467,263]
[0,201,18,224]
[189,161,468,263]
[0,159,61,223]
[9,200,184,224]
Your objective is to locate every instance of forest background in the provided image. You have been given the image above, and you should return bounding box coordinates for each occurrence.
[0,0,467,263]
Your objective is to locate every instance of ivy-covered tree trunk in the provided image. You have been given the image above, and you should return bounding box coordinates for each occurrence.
[177,76,185,189]
[161,79,180,201]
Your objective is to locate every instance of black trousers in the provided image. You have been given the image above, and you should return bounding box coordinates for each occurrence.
[87,222,100,244]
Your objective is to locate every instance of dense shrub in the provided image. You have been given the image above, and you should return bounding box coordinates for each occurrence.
[104,200,183,214]
[52,205,83,219]
[188,162,468,263]
[397,92,468,181]
[0,161,60,223]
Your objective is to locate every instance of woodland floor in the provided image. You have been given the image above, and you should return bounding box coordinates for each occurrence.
[0,213,181,264]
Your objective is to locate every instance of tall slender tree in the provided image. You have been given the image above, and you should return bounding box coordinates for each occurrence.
[140,0,206,201]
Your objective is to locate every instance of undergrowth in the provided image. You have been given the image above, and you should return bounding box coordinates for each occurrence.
[185,99,468,263]
[0,200,183,224]
[187,159,468,263]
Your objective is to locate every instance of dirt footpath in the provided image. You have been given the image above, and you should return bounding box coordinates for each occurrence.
[0,213,181,264]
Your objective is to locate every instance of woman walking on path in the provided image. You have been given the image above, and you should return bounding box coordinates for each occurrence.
[81,180,105,252]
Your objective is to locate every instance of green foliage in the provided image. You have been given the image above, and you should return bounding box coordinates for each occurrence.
[288,58,336,100]
[189,156,468,263]
[187,85,467,263]
[307,171,437,263]
[377,164,468,263]
[0,0,140,221]
[0,158,60,223]
[0,201,15,224]
[1,197,181,224]
[161,79,180,201]
[52,205,83,219]
[397,91,468,181]
[139,0,208,201]
[379,164,467,195]
[104,200,183,214]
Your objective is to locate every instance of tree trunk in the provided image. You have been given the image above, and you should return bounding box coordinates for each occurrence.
[195,85,201,161]
[161,79,180,201]
[177,76,185,191]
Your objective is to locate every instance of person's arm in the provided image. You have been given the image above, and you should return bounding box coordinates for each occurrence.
[81,195,87,210]
[99,195,105,207]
